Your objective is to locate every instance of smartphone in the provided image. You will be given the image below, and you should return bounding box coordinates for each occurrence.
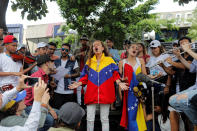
[25,77,39,86]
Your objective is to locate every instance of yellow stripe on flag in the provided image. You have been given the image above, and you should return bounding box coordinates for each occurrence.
[136,103,147,131]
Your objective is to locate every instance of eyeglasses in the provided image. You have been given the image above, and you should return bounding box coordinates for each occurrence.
[61,48,69,52]
[49,48,56,51]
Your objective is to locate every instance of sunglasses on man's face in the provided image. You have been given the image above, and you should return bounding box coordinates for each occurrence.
[61,48,69,52]
[49,48,56,51]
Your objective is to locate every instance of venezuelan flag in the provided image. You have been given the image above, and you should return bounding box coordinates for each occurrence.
[127,71,147,131]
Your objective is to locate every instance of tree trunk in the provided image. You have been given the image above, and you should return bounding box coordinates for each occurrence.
[0,0,9,31]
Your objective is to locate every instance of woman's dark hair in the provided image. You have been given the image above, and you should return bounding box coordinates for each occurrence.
[87,40,109,67]
[137,43,148,56]
[160,94,170,123]
[0,102,19,121]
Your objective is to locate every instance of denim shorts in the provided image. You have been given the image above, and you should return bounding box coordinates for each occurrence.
[169,85,197,125]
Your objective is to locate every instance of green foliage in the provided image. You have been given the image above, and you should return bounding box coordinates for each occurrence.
[49,24,78,48]
[173,0,197,5]
[187,8,197,40]
[9,0,177,48]
[63,34,77,45]
[128,15,178,42]
[11,0,56,21]
[57,0,159,49]
[163,37,177,42]
[49,36,62,48]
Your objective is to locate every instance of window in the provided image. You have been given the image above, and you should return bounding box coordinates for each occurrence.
[176,14,181,25]
[184,13,192,25]
[166,14,172,20]
[187,13,192,19]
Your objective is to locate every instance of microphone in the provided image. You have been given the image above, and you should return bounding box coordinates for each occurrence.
[136,73,165,87]
[133,86,142,97]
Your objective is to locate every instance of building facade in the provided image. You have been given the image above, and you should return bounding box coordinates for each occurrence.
[156,10,193,39]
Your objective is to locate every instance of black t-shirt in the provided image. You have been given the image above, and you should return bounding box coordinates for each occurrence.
[172,55,196,92]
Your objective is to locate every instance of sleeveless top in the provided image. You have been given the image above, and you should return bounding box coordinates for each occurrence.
[122,57,141,75]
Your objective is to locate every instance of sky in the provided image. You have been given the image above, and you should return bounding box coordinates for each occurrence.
[6,0,197,28]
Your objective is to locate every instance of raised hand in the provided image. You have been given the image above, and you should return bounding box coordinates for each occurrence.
[41,88,50,105]
[34,78,47,102]
[68,82,82,89]
[16,75,31,91]
[165,57,173,65]
[181,42,191,52]
[70,56,76,61]
[173,49,181,57]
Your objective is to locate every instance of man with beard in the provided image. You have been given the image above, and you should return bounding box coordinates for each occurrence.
[0,35,23,92]
[51,43,80,109]
[47,42,59,61]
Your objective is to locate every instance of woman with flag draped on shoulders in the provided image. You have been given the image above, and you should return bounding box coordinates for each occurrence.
[69,40,129,131]
[119,43,147,131]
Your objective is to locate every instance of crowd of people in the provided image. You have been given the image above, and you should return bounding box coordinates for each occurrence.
[0,28,197,131]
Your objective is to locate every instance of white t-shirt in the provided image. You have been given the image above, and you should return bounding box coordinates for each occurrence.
[0,53,22,87]
[158,106,185,131]
[55,59,79,94]
[146,54,171,76]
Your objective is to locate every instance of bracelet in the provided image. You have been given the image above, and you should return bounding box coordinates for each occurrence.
[41,103,49,110]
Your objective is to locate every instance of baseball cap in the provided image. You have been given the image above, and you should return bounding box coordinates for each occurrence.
[3,35,18,44]
[80,35,89,41]
[37,42,47,49]
[150,40,161,48]
[59,102,85,126]
[2,90,26,111]
[37,54,52,66]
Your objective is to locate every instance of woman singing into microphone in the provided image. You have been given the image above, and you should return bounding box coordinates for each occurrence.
[69,40,128,131]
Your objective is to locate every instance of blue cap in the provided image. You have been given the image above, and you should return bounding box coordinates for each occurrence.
[14,90,26,102]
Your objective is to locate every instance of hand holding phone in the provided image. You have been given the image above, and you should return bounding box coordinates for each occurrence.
[25,77,39,86]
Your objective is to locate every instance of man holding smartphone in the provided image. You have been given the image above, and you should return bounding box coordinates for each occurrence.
[24,54,57,131]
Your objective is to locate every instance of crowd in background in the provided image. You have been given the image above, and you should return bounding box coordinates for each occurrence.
[0,28,197,131]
